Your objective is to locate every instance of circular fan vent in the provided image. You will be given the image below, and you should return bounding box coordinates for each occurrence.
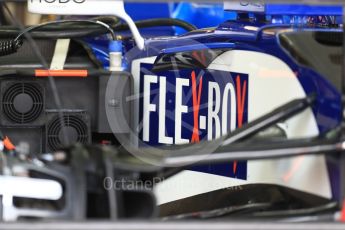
[47,114,89,151]
[2,82,44,124]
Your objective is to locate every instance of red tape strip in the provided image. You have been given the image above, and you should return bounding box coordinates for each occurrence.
[35,70,88,77]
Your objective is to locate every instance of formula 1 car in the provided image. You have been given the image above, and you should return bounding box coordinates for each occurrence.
[0,0,344,222]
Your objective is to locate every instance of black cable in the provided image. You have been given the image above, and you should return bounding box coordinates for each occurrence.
[15,19,117,41]
[0,19,117,57]
[0,17,197,56]
[113,18,197,32]
[0,18,197,39]
[2,3,69,146]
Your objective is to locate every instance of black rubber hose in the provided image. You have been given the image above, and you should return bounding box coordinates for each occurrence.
[0,17,197,56]
[0,39,22,56]
[113,18,197,32]
[0,18,197,39]
[0,19,117,56]
[15,19,117,40]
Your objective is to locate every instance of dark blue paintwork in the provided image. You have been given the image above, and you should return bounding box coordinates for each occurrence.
[161,42,236,54]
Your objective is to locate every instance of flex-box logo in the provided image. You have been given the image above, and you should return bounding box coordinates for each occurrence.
[137,65,249,179]
[138,65,249,146]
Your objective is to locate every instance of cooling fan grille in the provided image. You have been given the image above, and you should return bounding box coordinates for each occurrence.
[47,113,90,152]
[2,82,44,124]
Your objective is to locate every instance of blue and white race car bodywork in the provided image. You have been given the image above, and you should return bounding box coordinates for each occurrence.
[0,1,343,221]
[80,2,344,212]
[123,20,343,205]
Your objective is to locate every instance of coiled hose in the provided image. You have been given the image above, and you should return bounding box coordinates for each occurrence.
[0,39,22,56]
